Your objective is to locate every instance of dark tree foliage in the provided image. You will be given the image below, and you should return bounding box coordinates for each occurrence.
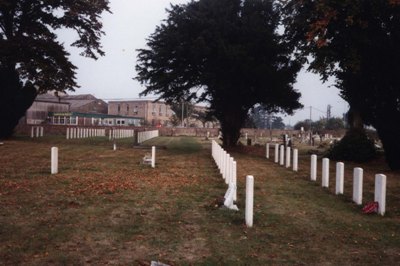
[0,0,110,138]
[327,128,376,163]
[281,0,400,169]
[136,0,302,147]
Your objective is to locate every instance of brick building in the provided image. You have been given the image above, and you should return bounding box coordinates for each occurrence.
[25,93,70,124]
[108,100,174,127]
[60,94,108,114]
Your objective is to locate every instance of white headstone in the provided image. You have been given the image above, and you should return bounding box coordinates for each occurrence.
[285,147,291,168]
[279,145,284,166]
[224,183,239,211]
[353,167,363,205]
[322,158,329,187]
[293,149,298,171]
[245,175,254,227]
[310,154,317,181]
[274,144,279,163]
[232,161,237,201]
[374,174,386,215]
[51,147,58,174]
[335,162,344,194]
[151,146,156,168]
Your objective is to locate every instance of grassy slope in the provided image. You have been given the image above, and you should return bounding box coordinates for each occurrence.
[0,136,399,265]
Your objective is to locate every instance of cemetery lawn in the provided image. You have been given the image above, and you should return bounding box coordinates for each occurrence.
[1,136,400,265]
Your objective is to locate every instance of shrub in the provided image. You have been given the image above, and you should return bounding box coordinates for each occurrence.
[327,129,376,162]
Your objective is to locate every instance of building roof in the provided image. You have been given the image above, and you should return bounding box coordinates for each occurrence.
[61,94,98,100]
[35,93,69,104]
[48,111,143,120]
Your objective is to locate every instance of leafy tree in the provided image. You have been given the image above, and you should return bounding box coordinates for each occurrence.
[293,119,311,131]
[0,0,110,138]
[271,116,285,130]
[325,117,345,130]
[281,1,400,169]
[136,0,302,147]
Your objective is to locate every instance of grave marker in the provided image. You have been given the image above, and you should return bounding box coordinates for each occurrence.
[51,147,58,174]
[375,174,386,215]
[245,175,254,227]
[322,158,329,187]
[336,162,344,194]
[353,167,363,205]
[310,155,317,181]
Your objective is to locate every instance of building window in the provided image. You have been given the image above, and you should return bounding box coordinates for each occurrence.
[70,116,77,125]
[117,104,121,113]
[133,106,138,115]
[127,105,129,112]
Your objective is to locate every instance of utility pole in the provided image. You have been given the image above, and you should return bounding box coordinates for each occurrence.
[327,104,332,120]
[309,106,312,145]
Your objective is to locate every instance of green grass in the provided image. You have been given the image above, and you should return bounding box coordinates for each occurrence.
[0,136,399,265]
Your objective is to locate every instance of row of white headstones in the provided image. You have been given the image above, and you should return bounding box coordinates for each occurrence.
[50,130,160,174]
[211,140,254,228]
[30,126,44,138]
[266,143,387,216]
[66,128,107,139]
[138,130,159,144]
[66,128,136,140]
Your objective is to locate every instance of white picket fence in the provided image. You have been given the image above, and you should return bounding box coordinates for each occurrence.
[137,130,159,144]
[66,128,106,139]
[265,142,387,216]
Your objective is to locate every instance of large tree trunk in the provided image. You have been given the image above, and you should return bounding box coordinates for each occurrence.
[219,110,246,147]
[347,106,363,130]
[0,67,37,139]
[374,110,400,170]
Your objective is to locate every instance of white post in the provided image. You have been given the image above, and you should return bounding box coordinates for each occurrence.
[266,143,269,159]
[66,128,70,139]
[310,155,317,181]
[51,147,58,174]
[36,126,40,137]
[245,133,248,140]
[293,149,298,171]
[31,127,34,138]
[40,127,43,137]
[279,145,284,166]
[335,162,344,195]
[322,158,329,187]
[221,151,225,176]
[274,144,279,163]
[285,147,291,168]
[151,146,156,168]
[233,161,237,201]
[113,143,116,151]
[245,175,254,227]
[353,167,363,205]
[375,174,387,215]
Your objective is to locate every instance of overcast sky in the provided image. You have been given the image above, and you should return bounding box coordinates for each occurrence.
[60,0,348,125]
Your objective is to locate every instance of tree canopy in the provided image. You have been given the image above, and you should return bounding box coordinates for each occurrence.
[281,0,400,169]
[136,0,302,146]
[0,0,110,138]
